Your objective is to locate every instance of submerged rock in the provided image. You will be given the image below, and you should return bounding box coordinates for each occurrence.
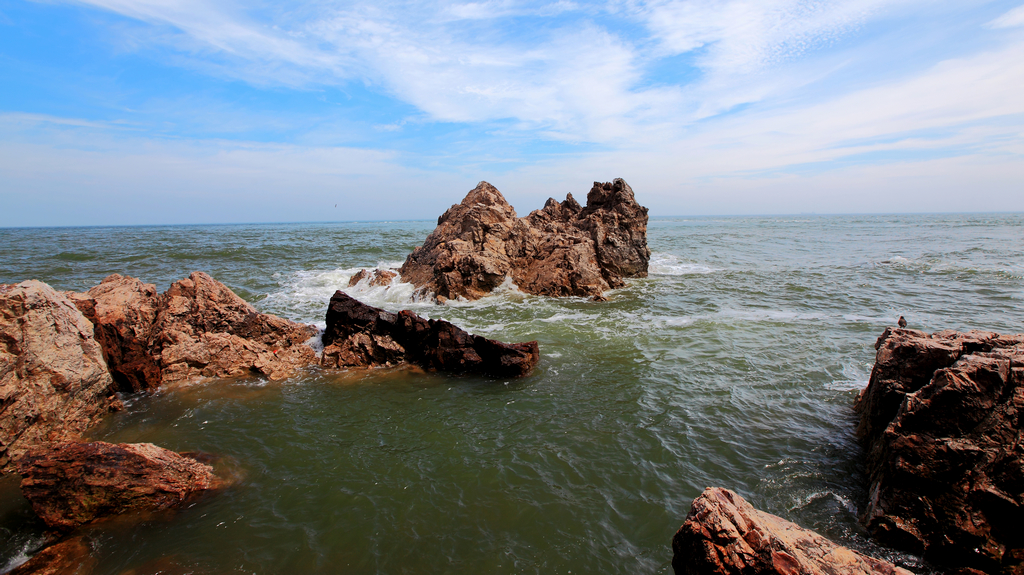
[672,487,912,575]
[321,291,539,377]
[399,179,649,302]
[855,327,1024,574]
[71,272,318,390]
[0,281,119,475]
[6,536,96,575]
[17,441,221,529]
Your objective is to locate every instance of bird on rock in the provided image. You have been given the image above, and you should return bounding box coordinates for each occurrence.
[898,315,907,328]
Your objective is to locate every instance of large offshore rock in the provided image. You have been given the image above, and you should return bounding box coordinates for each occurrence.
[855,327,1024,574]
[399,179,649,301]
[0,281,119,475]
[71,272,318,389]
[17,441,220,529]
[672,487,912,575]
[321,291,539,377]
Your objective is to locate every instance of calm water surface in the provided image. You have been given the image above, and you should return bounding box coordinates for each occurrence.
[1,214,1022,574]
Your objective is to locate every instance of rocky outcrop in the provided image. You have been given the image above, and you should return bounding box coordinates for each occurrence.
[348,269,397,287]
[855,328,1024,574]
[70,272,318,390]
[0,281,119,475]
[399,179,649,302]
[321,291,539,377]
[16,441,221,529]
[6,536,95,575]
[672,487,912,575]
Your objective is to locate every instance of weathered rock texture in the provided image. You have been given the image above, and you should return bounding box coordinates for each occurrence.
[7,536,96,575]
[321,291,539,377]
[70,272,317,390]
[399,179,649,301]
[0,281,119,475]
[855,327,1024,574]
[348,269,398,288]
[17,441,220,529]
[672,487,912,575]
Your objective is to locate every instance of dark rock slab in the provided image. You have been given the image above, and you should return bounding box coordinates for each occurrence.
[17,441,221,529]
[321,291,539,377]
[399,179,649,302]
[855,327,1024,574]
[672,487,912,575]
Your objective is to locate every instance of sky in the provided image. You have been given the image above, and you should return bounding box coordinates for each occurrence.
[1,0,1023,226]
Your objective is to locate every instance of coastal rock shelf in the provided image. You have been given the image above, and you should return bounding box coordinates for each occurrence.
[17,441,221,529]
[321,291,540,378]
[0,281,120,474]
[70,272,318,391]
[399,179,650,302]
[855,327,1024,574]
[672,487,911,575]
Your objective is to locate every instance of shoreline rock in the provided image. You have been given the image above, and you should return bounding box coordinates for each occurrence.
[0,281,120,475]
[399,179,649,302]
[16,441,221,530]
[672,487,912,575]
[321,291,539,377]
[6,535,95,575]
[70,272,318,390]
[855,327,1024,574]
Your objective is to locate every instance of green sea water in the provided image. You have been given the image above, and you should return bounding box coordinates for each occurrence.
[1,214,1022,574]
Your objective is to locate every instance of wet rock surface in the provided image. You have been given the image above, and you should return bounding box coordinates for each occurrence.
[672,487,912,575]
[321,291,539,377]
[71,272,318,389]
[855,328,1024,574]
[0,281,119,475]
[16,441,220,530]
[6,536,95,575]
[399,179,649,301]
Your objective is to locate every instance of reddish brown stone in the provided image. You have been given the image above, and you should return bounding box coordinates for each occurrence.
[348,269,398,287]
[71,272,318,389]
[399,179,649,302]
[7,536,96,575]
[17,441,220,529]
[321,291,539,377]
[0,281,119,475]
[855,328,1024,574]
[672,487,912,575]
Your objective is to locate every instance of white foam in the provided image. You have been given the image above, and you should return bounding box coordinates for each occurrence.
[648,253,716,276]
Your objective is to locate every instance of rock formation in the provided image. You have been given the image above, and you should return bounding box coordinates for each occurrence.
[855,327,1024,574]
[321,291,539,377]
[6,536,96,575]
[399,179,649,302]
[0,281,119,475]
[348,269,397,288]
[17,441,221,529]
[672,487,912,575]
[70,272,318,390]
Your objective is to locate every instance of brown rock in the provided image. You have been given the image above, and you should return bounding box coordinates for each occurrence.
[672,487,912,575]
[855,328,1024,574]
[399,179,649,301]
[348,269,398,288]
[7,536,96,575]
[72,272,318,389]
[0,281,119,475]
[17,441,220,529]
[321,291,539,377]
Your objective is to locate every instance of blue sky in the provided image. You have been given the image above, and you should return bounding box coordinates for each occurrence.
[1,0,1022,225]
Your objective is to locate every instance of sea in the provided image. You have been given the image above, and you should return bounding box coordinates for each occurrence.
[1,213,1022,574]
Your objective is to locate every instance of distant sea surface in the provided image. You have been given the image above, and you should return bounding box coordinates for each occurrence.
[2,214,1023,574]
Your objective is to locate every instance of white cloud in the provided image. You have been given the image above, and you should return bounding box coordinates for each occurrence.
[988,3,1024,28]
